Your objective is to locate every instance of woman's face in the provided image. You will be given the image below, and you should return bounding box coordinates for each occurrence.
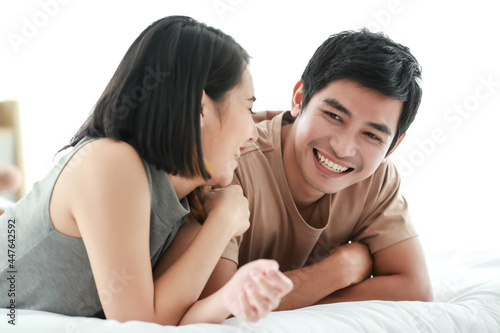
[201,68,258,187]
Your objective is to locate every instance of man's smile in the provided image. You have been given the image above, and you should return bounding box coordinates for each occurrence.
[313,149,354,174]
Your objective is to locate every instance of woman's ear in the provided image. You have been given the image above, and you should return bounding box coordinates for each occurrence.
[291,81,304,117]
[200,91,209,128]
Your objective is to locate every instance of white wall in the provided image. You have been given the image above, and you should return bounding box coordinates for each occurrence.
[1,0,499,253]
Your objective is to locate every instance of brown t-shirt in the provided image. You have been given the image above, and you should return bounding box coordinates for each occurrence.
[222,111,417,271]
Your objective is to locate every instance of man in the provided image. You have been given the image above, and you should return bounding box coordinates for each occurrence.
[176,29,432,310]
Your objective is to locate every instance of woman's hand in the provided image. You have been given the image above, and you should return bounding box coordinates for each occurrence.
[204,185,250,237]
[221,259,293,322]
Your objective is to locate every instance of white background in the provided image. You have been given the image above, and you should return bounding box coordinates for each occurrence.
[1,0,499,254]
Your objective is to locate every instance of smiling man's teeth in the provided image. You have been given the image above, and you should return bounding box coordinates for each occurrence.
[315,150,349,173]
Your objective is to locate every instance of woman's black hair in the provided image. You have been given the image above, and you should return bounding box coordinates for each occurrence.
[300,29,422,154]
[67,15,250,179]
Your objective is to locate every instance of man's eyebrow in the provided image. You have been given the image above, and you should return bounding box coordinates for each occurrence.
[323,98,351,117]
[323,98,393,137]
[368,122,392,137]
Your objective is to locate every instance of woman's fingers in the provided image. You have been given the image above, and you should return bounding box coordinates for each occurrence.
[264,269,294,298]
[242,268,294,319]
[244,282,272,319]
[224,260,294,322]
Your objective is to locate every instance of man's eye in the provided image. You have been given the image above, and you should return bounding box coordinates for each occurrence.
[366,132,381,141]
[328,112,340,120]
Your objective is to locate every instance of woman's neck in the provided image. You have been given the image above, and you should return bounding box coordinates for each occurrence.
[168,173,205,200]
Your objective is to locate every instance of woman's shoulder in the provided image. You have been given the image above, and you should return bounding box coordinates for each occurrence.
[78,138,139,159]
[73,138,141,167]
[64,138,147,190]
[51,138,150,237]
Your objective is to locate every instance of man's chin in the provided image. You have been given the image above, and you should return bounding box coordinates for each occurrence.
[209,170,234,189]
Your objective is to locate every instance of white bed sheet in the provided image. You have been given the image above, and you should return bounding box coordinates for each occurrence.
[2,249,499,333]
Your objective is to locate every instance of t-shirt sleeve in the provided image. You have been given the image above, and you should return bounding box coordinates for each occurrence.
[350,160,418,253]
[221,236,240,265]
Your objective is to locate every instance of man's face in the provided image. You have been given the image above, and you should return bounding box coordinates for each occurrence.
[287,79,404,195]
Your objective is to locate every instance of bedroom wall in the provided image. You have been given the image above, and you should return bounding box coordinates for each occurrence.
[1,0,499,253]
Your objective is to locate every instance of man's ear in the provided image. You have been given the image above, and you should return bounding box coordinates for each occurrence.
[386,133,406,158]
[291,80,304,117]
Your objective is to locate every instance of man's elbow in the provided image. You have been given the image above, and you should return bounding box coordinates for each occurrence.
[409,275,433,302]
[419,284,434,302]
[413,286,433,302]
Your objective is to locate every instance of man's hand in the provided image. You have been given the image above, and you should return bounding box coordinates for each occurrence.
[328,242,373,287]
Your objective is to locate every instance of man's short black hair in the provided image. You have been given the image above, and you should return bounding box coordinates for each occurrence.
[301,29,422,153]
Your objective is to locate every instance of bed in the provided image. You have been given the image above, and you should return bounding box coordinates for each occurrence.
[2,248,499,333]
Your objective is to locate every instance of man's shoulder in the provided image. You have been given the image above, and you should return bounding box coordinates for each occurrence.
[234,111,289,187]
[241,110,288,155]
[373,158,401,187]
[251,110,284,123]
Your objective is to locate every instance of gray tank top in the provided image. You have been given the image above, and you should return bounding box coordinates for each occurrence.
[0,137,190,317]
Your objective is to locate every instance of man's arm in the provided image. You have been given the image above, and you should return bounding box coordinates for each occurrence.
[202,237,432,310]
[317,236,433,304]
[201,242,372,309]
[200,258,238,299]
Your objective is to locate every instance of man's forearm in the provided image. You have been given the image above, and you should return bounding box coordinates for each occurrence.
[204,239,431,311]
[276,243,373,310]
[317,272,433,304]
[278,238,432,309]
[319,237,433,305]
[276,262,350,310]
[279,263,432,310]
[199,258,345,311]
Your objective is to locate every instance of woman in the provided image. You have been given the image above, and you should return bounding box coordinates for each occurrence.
[0,16,292,325]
